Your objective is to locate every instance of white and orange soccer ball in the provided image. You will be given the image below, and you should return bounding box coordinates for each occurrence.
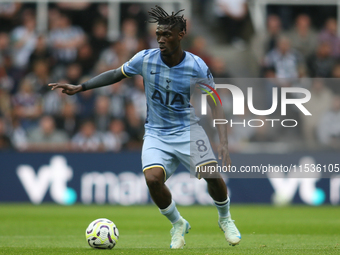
[85,218,119,249]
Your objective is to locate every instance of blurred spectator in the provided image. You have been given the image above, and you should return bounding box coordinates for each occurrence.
[146,23,158,49]
[0,32,10,65]
[66,62,83,84]
[0,116,13,150]
[107,81,128,120]
[287,14,318,59]
[317,95,340,149]
[327,63,340,94]
[96,42,118,73]
[124,103,144,149]
[214,0,248,45]
[28,34,54,70]
[319,18,340,58]
[48,8,61,31]
[0,2,21,32]
[264,36,304,79]
[76,42,96,75]
[307,42,335,78]
[93,95,111,132]
[2,33,24,90]
[122,4,148,37]
[25,59,51,94]
[89,19,110,61]
[12,78,42,130]
[97,3,109,20]
[1,54,19,93]
[56,3,91,11]
[96,41,130,74]
[42,79,77,116]
[0,33,15,93]
[10,117,28,150]
[121,19,139,55]
[188,36,212,66]
[27,115,69,151]
[77,86,96,118]
[71,119,102,151]
[0,86,11,119]
[128,76,147,120]
[55,101,80,138]
[251,15,282,65]
[209,57,232,78]
[181,20,195,51]
[10,9,37,69]
[56,2,93,30]
[48,12,85,64]
[102,119,129,152]
[300,79,332,149]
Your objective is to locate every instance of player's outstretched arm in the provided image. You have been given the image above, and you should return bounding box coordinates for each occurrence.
[207,94,232,167]
[48,67,126,95]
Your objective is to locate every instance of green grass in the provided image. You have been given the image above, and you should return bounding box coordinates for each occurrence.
[0,204,339,254]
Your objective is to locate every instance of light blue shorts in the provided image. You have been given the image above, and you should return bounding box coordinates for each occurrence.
[142,124,217,180]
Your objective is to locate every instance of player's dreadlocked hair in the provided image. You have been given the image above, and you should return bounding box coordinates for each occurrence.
[148,5,186,33]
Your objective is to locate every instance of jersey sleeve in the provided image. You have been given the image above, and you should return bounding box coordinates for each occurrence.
[121,50,145,77]
[195,57,215,94]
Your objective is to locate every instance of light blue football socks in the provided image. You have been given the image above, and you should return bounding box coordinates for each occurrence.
[160,200,181,224]
[214,197,230,218]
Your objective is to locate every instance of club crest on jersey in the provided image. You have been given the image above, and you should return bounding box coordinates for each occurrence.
[166,79,171,89]
[152,89,184,105]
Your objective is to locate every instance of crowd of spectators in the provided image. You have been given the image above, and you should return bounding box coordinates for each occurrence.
[0,3,228,152]
[1,2,340,152]
[248,13,340,151]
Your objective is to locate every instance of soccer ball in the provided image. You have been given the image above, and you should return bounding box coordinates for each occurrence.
[85,218,119,249]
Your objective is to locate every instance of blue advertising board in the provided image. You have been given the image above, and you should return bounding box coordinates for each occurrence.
[0,152,339,206]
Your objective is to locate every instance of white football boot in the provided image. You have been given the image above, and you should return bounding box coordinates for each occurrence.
[218,216,241,246]
[170,217,191,249]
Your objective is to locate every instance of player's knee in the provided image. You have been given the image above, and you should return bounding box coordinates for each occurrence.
[203,173,223,183]
[145,175,163,190]
[144,168,164,189]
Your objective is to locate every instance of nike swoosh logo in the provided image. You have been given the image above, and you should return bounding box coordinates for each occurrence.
[200,153,208,158]
[150,71,160,75]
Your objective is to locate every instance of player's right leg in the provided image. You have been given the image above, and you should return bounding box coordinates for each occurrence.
[143,167,190,249]
[142,135,190,249]
[143,167,171,209]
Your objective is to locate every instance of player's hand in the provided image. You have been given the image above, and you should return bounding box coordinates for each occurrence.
[218,142,232,167]
[48,83,82,95]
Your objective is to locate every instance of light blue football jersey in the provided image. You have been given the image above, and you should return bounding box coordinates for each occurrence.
[121,49,215,136]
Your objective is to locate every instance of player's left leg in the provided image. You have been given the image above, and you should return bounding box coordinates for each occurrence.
[187,124,241,246]
[202,163,241,246]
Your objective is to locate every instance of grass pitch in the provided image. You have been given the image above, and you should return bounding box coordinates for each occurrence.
[0,204,339,254]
